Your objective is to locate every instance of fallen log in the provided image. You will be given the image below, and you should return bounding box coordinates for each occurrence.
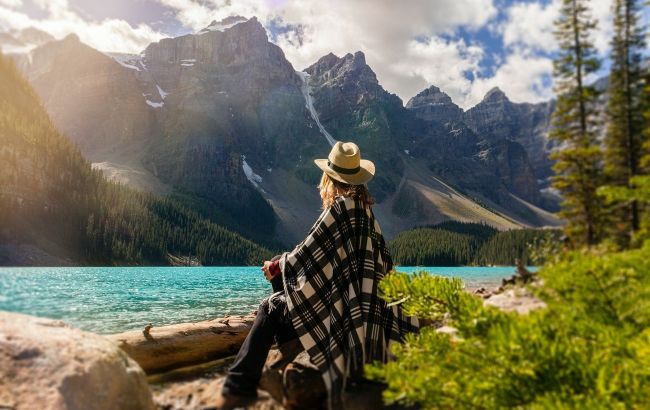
[106,314,255,375]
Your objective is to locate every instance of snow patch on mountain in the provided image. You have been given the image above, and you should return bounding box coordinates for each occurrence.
[297,71,336,147]
[146,100,163,108]
[108,53,142,71]
[241,155,264,191]
[156,85,168,100]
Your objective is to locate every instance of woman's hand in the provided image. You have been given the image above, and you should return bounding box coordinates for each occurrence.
[261,260,273,281]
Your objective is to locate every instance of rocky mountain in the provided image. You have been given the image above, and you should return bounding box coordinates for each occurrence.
[0,53,271,266]
[463,87,556,183]
[406,85,556,207]
[304,51,407,201]
[405,85,463,125]
[7,17,560,247]
[12,17,323,245]
[303,51,557,232]
[15,34,158,163]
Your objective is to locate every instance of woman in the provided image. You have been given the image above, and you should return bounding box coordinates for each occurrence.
[216,141,419,409]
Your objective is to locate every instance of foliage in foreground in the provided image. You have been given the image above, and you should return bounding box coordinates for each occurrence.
[367,243,650,408]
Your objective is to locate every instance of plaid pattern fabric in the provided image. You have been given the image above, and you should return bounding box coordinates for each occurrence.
[279,196,419,402]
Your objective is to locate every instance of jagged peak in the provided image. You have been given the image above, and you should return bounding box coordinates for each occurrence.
[482,86,508,103]
[306,50,372,77]
[198,16,249,34]
[415,85,444,97]
[406,84,459,110]
[317,52,340,65]
[352,50,366,65]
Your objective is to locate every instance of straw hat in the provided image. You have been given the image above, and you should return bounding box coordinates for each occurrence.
[314,141,375,185]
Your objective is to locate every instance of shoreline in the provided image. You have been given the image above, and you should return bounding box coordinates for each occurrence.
[0,266,519,334]
[2,272,544,409]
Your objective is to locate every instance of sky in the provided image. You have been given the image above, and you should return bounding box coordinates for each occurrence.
[0,0,647,109]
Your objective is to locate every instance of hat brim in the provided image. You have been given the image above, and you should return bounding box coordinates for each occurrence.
[314,158,375,185]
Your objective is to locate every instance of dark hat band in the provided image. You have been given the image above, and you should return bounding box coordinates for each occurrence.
[328,160,361,175]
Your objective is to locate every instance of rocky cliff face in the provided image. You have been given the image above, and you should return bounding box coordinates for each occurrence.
[404,85,554,206]
[405,85,462,125]
[463,87,555,182]
[305,52,554,224]
[129,17,320,243]
[14,17,325,245]
[16,34,157,161]
[304,51,408,200]
[478,139,541,204]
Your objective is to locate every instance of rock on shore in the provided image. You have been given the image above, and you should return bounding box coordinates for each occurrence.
[0,311,154,410]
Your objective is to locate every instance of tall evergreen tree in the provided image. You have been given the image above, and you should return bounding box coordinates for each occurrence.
[603,0,647,244]
[550,0,603,247]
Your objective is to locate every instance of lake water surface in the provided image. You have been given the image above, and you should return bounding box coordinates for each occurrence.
[0,266,521,334]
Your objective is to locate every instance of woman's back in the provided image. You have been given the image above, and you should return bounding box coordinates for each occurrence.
[280,194,418,402]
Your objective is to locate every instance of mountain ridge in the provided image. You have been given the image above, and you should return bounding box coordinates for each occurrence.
[0,53,272,266]
[5,17,561,247]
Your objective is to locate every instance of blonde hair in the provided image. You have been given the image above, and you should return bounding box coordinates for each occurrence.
[318,173,375,209]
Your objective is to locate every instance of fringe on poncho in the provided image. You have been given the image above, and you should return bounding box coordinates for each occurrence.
[277,196,419,405]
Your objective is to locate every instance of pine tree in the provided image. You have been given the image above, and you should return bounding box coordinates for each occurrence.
[550,0,603,247]
[603,0,647,244]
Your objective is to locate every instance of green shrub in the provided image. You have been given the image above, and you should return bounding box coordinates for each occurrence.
[367,242,650,408]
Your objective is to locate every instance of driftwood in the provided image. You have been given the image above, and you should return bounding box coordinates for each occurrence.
[106,314,255,374]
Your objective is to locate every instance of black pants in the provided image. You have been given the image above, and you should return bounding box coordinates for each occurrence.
[222,296,298,397]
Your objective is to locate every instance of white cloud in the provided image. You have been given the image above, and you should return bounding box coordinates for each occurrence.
[501,0,560,53]
[0,0,624,108]
[490,0,615,106]
[0,0,165,52]
[466,52,554,106]
[500,0,614,55]
[0,0,21,7]
[590,0,614,55]
[154,0,610,108]
[389,37,484,106]
[156,0,498,108]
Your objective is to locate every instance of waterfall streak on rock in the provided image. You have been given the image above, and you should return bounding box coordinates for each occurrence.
[297,71,336,147]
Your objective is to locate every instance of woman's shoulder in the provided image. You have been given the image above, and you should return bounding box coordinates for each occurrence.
[332,195,368,212]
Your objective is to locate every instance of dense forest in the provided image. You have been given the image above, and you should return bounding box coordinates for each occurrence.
[371,0,650,407]
[389,221,559,266]
[0,54,272,266]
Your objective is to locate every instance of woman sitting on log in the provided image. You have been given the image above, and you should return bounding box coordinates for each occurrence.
[216,141,419,409]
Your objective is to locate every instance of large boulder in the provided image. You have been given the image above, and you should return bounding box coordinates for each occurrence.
[0,312,154,410]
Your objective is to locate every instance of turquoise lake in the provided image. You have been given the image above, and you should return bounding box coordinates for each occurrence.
[0,266,522,334]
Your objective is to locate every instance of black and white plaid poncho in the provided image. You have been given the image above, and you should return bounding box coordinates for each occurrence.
[276,196,419,404]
